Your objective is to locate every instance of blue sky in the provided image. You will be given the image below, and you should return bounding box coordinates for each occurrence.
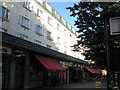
[48,2,79,31]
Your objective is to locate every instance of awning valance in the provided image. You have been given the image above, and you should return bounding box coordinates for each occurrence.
[84,67,99,74]
[34,55,65,71]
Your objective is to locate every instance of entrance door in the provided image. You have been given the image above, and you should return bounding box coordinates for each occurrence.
[14,56,24,88]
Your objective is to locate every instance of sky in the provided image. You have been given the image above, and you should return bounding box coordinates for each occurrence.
[48,2,79,31]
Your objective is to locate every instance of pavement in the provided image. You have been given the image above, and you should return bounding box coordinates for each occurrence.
[47,80,107,89]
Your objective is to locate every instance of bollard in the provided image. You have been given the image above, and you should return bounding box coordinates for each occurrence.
[96,81,101,88]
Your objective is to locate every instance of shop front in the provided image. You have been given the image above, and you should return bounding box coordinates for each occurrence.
[1,33,89,89]
[33,54,66,87]
[84,66,99,80]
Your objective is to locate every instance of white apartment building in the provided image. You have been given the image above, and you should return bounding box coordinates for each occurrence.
[1,0,85,60]
[1,1,91,88]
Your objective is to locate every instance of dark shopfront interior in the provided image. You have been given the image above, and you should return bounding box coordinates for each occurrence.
[2,49,29,88]
[69,67,82,83]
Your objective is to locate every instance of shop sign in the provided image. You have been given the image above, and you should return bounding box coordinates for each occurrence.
[68,62,73,66]
[1,46,12,55]
[63,62,69,69]
[74,64,77,67]
[78,64,81,67]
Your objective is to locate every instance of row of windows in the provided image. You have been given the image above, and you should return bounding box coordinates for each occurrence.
[1,4,74,49]
[1,5,74,40]
[17,32,52,49]
[21,1,74,36]
[18,15,52,40]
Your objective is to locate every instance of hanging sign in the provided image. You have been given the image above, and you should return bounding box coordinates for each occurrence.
[109,17,120,35]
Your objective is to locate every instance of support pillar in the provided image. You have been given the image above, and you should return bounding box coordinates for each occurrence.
[23,52,30,88]
[67,68,69,83]
[9,53,16,88]
[4,56,10,88]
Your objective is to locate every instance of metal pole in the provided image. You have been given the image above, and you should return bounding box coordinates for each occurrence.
[104,17,111,90]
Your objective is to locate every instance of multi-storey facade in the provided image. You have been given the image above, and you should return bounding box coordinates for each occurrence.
[1,0,85,59]
[1,0,89,89]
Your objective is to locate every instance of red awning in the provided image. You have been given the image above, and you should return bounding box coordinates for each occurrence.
[34,55,65,71]
[84,67,99,74]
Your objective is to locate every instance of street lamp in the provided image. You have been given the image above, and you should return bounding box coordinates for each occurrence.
[104,13,120,90]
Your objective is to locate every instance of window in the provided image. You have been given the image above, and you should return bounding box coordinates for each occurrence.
[64,29,67,36]
[64,50,67,54]
[70,34,72,38]
[35,25,42,35]
[48,17,52,26]
[2,6,9,20]
[57,36,60,44]
[47,44,51,49]
[22,0,31,10]
[55,12,60,19]
[36,9,42,16]
[20,16,30,29]
[64,41,67,48]
[57,24,60,31]
[19,33,28,40]
[0,27,7,32]
[35,40,41,45]
[46,31,52,40]
[46,3,52,12]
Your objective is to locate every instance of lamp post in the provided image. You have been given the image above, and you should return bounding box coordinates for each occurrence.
[104,13,120,90]
[104,16,111,90]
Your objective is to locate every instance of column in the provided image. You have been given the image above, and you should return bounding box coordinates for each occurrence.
[0,54,2,89]
[67,68,69,83]
[4,56,10,88]
[23,51,30,88]
[9,53,16,88]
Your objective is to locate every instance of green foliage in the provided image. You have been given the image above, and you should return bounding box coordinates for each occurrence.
[67,2,120,69]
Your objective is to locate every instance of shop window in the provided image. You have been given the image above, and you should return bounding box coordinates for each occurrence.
[2,6,9,20]
[35,25,43,35]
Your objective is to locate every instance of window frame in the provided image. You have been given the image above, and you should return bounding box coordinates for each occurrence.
[48,17,52,26]
[46,31,52,40]
[21,16,30,29]
[35,24,43,35]
[2,6,9,20]
[22,0,31,11]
